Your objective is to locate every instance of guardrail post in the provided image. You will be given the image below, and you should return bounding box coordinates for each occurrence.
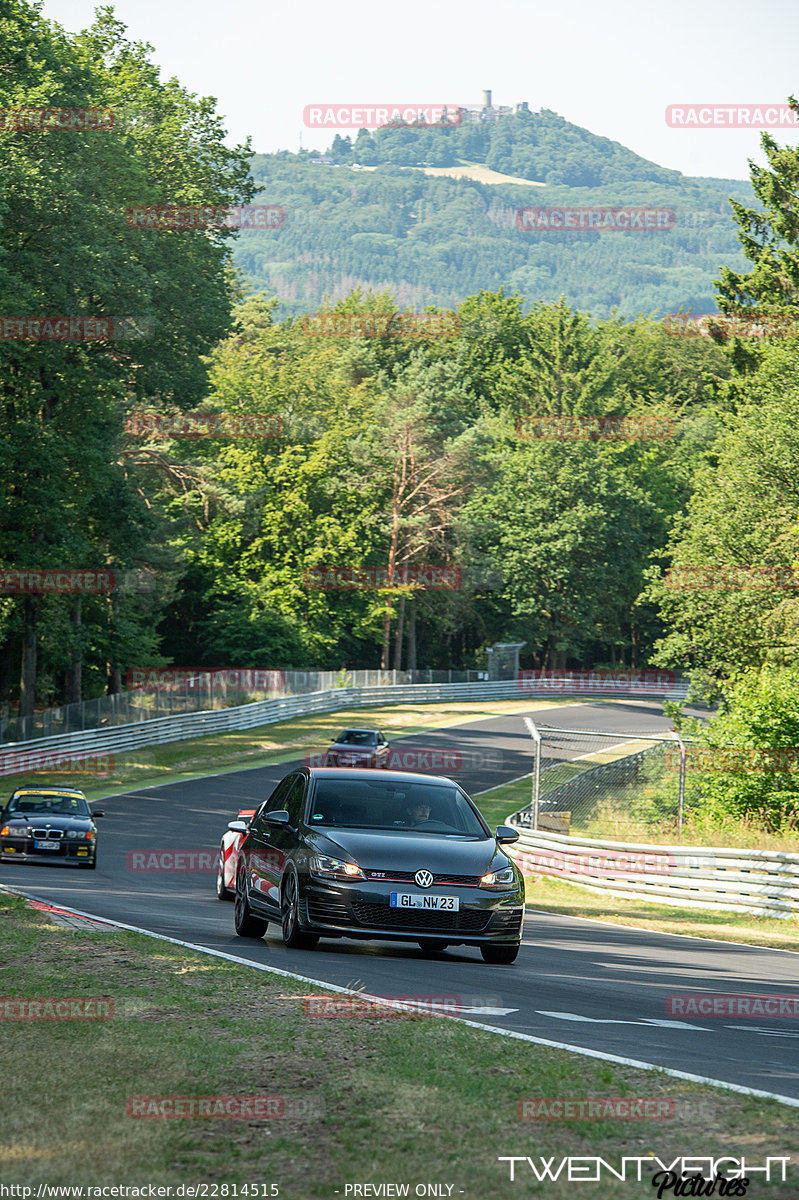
[523,717,542,831]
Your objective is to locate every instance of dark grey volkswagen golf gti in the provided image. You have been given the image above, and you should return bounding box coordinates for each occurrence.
[233,767,524,963]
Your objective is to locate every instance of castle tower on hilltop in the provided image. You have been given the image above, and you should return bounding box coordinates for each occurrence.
[459,90,530,123]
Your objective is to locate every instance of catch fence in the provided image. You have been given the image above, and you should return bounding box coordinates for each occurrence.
[516,723,693,834]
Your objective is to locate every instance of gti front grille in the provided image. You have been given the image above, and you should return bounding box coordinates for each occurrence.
[351,903,491,933]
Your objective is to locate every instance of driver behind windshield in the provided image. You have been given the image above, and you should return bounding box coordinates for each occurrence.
[403,801,431,824]
[9,795,86,815]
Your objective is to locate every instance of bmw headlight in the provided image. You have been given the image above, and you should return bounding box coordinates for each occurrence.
[67,830,78,839]
[1,825,28,837]
[309,854,365,881]
[479,865,516,889]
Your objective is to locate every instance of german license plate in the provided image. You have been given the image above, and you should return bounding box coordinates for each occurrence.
[34,840,60,850]
[390,893,459,911]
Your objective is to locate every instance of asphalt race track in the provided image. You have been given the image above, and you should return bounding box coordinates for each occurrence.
[3,700,798,1104]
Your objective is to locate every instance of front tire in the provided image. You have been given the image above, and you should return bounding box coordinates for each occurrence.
[281,873,318,950]
[234,867,268,938]
[480,944,519,964]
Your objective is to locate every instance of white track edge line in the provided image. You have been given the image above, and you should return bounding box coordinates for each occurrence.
[3,882,798,1109]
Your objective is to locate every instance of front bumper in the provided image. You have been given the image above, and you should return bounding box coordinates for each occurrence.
[302,879,524,945]
[1,839,96,866]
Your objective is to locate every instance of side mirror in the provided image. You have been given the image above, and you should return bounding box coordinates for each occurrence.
[92,810,106,818]
[265,809,291,827]
[227,820,249,833]
[495,824,519,845]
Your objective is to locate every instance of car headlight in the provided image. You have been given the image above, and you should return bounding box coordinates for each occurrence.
[1,825,27,837]
[309,854,365,881]
[67,830,78,839]
[479,866,516,889]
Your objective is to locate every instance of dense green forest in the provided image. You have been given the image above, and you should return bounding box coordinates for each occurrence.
[3,0,799,744]
[234,115,754,320]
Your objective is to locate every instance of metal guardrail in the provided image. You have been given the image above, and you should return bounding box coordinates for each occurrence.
[0,679,688,776]
[506,825,799,918]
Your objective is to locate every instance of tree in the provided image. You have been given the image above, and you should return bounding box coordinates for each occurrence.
[646,343,799,682]
[0,1,254,714]
[715,95,799,374]
[360,354,478,668]
[681,667,799,832]
[473,438,663,668]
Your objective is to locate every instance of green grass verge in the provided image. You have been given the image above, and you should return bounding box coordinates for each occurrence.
[2,894,796,1199]
[522,875,799,953]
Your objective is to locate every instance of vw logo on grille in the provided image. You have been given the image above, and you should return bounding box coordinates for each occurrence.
[415,869,433,888]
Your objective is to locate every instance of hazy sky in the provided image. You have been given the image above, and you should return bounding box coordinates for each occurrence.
[42,0,799,180]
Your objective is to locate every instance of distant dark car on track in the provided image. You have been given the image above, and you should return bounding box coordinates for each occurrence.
[234,767,524,963]
[325,728,390,768]
[0,786,104,869]
[216,807,256,899]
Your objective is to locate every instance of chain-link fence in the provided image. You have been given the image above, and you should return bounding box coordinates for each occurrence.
[0,667,499,745]
[513,723,694,836]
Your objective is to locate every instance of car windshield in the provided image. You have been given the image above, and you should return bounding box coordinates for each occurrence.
[334,731,377,746]
[308,779,487,837]
[8,794,91,817]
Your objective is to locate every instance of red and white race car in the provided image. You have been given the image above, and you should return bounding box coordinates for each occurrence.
[216,808,256,900]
